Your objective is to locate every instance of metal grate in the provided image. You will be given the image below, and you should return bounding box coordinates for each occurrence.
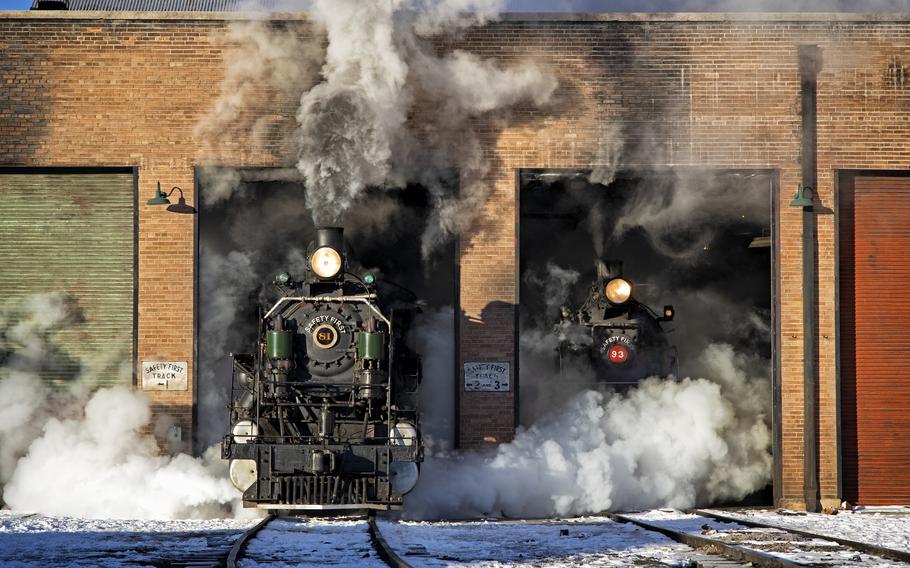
[277,475,370,506]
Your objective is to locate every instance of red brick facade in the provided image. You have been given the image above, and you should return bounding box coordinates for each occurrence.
[3,11,910,510]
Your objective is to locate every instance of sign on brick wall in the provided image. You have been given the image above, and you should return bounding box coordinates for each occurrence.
[141,361,188,391]
[464,362,510,392]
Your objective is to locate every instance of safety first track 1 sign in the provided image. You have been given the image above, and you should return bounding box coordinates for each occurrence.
[141,361,188,391]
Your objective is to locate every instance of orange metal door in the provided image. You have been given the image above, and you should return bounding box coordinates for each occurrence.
[840,172,910,505]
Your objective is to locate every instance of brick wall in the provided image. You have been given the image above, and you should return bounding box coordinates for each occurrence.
[0,13,309,453]
[2,11,910,510]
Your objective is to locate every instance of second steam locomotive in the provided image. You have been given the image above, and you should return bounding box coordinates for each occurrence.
[222,227,423,510]
[557,262,677,387]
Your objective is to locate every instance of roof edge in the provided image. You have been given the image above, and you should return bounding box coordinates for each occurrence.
[3,10,910,22]
[1,9,307,20]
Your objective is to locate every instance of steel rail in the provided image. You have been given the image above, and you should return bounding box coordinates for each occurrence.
[226,514,275,568]
[690,508,910,564]
[368,513,412,568]
[606,512,803,568]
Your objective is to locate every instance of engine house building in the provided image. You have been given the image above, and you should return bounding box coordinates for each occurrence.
[1,5,909,512]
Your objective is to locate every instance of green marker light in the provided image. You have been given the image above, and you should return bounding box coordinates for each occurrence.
[364,274,375,285]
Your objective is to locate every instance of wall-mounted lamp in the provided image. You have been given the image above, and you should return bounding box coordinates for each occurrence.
[147,181,196,214]
[789,183,814,208]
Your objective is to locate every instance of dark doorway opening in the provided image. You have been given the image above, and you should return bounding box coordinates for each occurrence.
[518,167,777,506]
[194,168,456,453]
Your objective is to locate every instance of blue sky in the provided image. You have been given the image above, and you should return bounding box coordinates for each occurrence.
[3,0,910,10]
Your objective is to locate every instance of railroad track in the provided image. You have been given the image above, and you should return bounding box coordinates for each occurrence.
[222,512,408,568]
[606,512,801,567]
[609,510,910,567]
[225,514,275,568]
[368,513,412,568]
[166,508,910,567]
[690,508,910,564]
[159,514,272,568]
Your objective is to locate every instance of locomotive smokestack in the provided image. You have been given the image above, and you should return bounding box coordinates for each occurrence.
[316,226,344,252]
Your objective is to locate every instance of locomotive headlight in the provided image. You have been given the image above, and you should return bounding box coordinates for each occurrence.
[310,246,342,278]
[604,278,632,304]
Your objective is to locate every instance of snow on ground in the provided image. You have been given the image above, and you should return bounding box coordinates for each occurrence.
[376,516,696,567]
[626,509,909,567]
[0,509,258,568]
[6,507,908,567]
[240,517,386,568]
[703,508,910,552]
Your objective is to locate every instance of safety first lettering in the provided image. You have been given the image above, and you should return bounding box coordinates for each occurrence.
[304,315,348,334]
[145,362,185,380]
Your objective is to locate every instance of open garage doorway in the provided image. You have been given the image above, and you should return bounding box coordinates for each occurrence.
[518,168,778,505]
[194,168,456,454]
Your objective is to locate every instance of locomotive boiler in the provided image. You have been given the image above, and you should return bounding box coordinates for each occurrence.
[557,261,677,387]
[222,227,422,510]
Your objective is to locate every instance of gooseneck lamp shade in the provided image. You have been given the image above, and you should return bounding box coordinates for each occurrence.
[147,182,197,214]
[167,196,197,214]
[789,184,814,208]
[147,181,171,205]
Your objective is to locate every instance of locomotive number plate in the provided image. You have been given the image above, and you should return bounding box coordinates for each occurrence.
[608,344,629,363]
[312,323,339,349]
[464,362,510,392]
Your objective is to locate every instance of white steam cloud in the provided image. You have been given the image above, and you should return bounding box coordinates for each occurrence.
[195,20,322,203]
[201,0,557,257]
[0,293,238,519]
[196,250,260,447]
[406,343,771,519]
[613,173,769,259]
[412,307,457,455]
[522,262,580,320]
[4,387,236,519]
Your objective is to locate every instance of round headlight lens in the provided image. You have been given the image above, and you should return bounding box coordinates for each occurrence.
[604,278,632,304]
[310,247,342,278]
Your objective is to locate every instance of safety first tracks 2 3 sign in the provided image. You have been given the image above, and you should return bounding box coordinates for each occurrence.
[464,361,510,392]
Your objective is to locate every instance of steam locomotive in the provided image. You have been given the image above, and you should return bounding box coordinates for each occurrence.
[557,262,677,387]
[222,227,423,510]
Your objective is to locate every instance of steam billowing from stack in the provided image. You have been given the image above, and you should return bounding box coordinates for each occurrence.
[193,0,557,447]
[199,0,557,257]
[297,0,557,256]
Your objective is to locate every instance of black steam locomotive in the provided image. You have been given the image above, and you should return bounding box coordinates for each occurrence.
[222,227,423,510]
[557,262,677,387]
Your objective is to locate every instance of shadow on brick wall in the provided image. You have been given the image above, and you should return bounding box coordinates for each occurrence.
[458,300,517,447]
